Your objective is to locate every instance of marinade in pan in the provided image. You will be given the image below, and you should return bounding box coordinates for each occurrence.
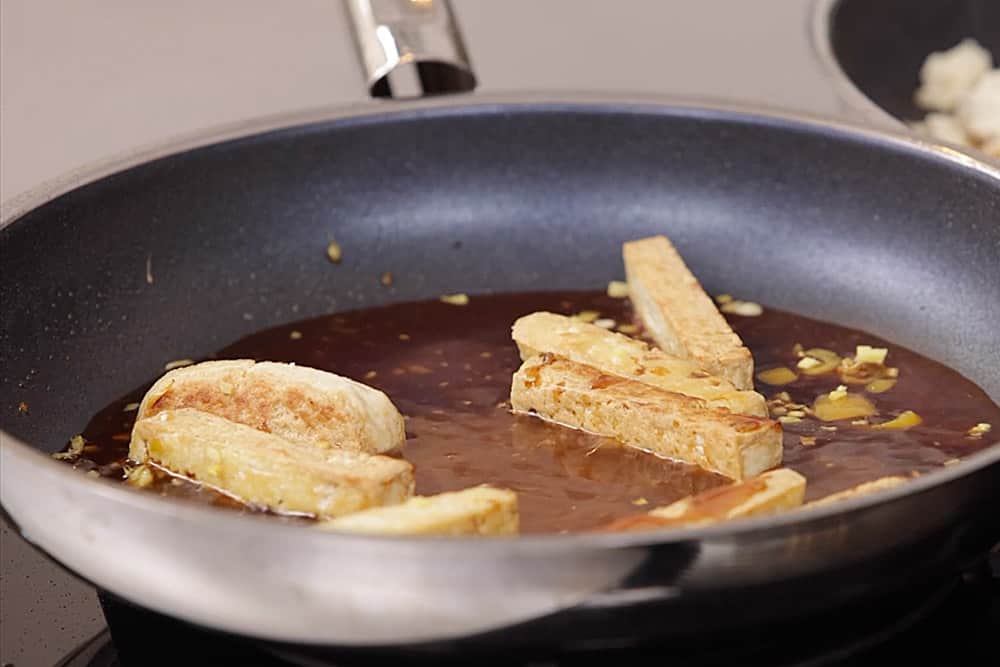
[63,291,1000,533]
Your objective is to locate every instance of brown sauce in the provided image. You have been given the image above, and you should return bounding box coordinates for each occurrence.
[65,291,1000,534]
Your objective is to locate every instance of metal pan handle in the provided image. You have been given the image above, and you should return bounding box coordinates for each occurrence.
[345,0,476,99]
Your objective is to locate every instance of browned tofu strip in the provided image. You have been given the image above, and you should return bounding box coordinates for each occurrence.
[319,486,519,536]
[129,408,414,518]
[803,476,908,508]
[510,355,782,480]
[597,468,806,531]
[136,359,405,454]
[624,235,754,389]
[512,311,766,416]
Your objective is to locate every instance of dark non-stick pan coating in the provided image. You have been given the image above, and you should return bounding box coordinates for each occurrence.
[1,103,999,655]
[3,104,998,449]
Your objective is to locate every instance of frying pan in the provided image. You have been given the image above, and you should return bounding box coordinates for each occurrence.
[815,0,1000,125]
[2,2,1000,662]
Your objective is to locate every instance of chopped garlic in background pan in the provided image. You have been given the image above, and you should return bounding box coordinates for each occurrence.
[957,71,1000,143]
[911,39,1000,159]
[914,38,992,111]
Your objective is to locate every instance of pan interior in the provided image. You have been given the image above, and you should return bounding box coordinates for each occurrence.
[1,104,998,453]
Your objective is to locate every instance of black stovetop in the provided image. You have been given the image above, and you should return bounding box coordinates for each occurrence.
[60,559,999,667]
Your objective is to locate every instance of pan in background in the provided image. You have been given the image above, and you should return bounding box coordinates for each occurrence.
[814,0,1000,126]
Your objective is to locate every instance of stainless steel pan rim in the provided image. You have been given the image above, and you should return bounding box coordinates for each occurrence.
[809,0,905,131]
[3,426,999,549]
[3,92,999,646]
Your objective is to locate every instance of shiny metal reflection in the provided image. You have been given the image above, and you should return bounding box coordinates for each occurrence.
[345,0,476,98]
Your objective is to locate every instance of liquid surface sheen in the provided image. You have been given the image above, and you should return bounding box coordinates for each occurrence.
[73,291,1000,533]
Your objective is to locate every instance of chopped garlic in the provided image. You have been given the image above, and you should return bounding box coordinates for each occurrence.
[164,358,194,371]
[828,385,849,401]
[571,310,600,323]
[922,112,972,145]
[957,71,1000,142]
[967,422,993,438]
[326,240,343,263]
[52,435,86,461]
[606,281,630,298]
[126,464,155,488]
[593,318,616,330]
[797,356,821,370]
[714,294,734,304]
[800,348,842,376]
[719,300,763,317]
[855,345,888,365]
[440,293,470,306]
[915,39,992,112]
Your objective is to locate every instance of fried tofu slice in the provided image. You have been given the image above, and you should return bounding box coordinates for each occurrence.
[803,476,908,508]
[510,355,782,480]
[650,468,805,523]
[512,312,766,416]
[129,408,414,518]
[137,359,404,454]
[598,468,806,532]
[623,235,754,389]
[320,486,519,536]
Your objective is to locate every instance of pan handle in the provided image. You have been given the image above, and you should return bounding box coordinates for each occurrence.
[345,0,476,99]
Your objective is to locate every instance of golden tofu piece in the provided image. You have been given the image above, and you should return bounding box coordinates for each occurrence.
[137,359,404,454]
[803,476,908,508]
[598,468,806,531]
[129,409,414,518]
[320,486,519,536]
[510,355,782,480]
[624,236,754,389]
[512,312,766,416]
[650,468,805,522]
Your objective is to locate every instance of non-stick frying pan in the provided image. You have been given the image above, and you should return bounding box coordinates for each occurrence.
[2,9,1000,666]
